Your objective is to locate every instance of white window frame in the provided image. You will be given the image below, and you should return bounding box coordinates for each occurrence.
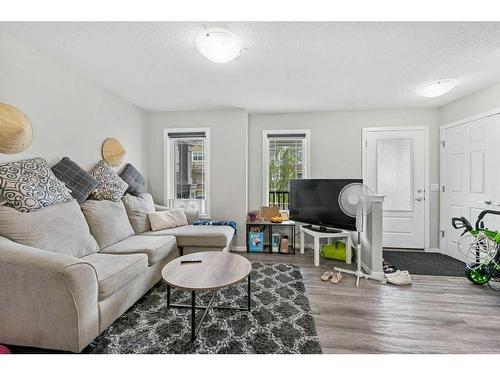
[163,127,211,218]
[262,129,311,206]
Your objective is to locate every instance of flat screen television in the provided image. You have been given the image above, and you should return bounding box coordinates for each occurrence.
[289,179,362,231]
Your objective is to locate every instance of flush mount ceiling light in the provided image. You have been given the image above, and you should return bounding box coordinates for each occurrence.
[416,79,457,98]
[196,28,242,63]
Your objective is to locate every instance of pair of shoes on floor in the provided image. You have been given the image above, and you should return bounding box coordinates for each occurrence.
[385,270,412,285]
[321,271,343,284]
[383,260,398,274]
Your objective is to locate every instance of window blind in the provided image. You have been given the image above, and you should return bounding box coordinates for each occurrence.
[267,133,306,139]
[167,131,206,139]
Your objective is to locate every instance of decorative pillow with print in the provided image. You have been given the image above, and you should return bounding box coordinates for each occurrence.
[89,160,129,201]
[0,157,73,212]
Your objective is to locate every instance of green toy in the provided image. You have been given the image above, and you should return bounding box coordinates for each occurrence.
[452,210,500,290]
[320,241,351,262]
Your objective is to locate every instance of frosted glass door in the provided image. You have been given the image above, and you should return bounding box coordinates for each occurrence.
[376,138,413,212]
[364,129,425,249]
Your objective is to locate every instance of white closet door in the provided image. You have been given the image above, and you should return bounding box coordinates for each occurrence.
[441,115,499,260]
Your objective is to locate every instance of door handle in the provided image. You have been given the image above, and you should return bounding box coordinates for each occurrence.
[484,199,493,205]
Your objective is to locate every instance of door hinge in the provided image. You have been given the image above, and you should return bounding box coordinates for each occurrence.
[441,230,445,238]
[365,140,368,148]
[441,140,445,148]
[442,185,445,193]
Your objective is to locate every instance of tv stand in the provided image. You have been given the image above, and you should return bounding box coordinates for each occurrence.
[300,225,352,266]
[303,224,343,234]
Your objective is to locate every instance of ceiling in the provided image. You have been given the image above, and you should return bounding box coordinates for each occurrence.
[2,22,500,113]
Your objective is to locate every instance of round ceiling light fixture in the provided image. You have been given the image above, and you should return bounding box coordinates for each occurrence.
[196,27,242,63]
[416,79,457,98]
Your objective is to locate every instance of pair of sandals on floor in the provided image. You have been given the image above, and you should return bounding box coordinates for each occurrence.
[320,270,342,284]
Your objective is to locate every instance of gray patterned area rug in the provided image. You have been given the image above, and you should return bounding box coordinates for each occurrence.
[85,262,322,354]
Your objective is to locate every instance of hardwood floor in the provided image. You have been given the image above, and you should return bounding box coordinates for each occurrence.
[242,249,500,354]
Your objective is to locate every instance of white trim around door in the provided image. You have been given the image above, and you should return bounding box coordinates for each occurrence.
[362,126,430,252]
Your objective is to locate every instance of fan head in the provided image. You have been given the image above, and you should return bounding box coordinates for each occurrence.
[338,183,375,218]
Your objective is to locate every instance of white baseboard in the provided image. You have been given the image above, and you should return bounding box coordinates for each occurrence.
[425,247,443,254]
[231,246,247,252]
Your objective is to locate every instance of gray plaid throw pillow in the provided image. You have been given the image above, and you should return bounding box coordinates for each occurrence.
[120,163,145,196]
[52,157,99,204]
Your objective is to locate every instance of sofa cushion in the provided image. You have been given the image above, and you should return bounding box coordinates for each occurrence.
[101,235,177,265]
[148,209,188,231]
[142,224,234,248]
[155,204,199,225]
[89,160,128,202]
[0,157,73,212]
[0,199,99,258]
[80,199,135,249]
[51,157,99,204]
[119,163,145,196]
[122,193,155,234]
[81,253,148,300]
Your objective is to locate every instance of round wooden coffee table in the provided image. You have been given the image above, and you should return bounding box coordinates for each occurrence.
[161,251,252,341]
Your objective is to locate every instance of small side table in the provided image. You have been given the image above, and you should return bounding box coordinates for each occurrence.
[300,225,353,266]
[246,220,296,254]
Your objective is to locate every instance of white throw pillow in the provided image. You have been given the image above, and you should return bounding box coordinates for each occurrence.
[148,209,188,231]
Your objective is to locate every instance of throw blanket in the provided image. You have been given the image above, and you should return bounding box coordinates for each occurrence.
[193,219,237,233]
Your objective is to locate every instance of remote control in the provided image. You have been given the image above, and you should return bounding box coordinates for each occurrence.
[180,259,202,264]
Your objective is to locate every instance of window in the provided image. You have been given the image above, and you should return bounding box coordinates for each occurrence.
[263,130,310,209]
[164,128,210,217]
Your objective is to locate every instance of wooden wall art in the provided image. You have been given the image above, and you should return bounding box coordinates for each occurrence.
[0,103,33,154]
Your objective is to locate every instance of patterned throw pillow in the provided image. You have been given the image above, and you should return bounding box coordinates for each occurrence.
[0,157,73,212]
[52,157,99,204]
[89,160,129,201]
[119,163,145,196]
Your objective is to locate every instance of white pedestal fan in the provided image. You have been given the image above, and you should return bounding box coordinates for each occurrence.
[334,183,386,287]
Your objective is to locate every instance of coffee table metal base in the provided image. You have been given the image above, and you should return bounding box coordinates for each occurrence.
[166,274,251,341]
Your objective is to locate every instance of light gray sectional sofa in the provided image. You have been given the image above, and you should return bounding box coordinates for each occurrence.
[0,193,234,352]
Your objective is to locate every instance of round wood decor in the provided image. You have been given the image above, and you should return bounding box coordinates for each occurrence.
[0,103,33,154]
[102,138,126,166]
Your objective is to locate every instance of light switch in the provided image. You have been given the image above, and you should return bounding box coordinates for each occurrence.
[430,183,440,192]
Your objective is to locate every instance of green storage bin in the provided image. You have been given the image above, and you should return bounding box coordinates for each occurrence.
[320,241,349,262]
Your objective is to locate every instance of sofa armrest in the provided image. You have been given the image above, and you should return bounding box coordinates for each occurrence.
[0,236,99,352]
[154,204,200,224]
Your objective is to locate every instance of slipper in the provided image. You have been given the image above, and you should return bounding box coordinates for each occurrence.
[321,271,333,281]
[330,271,343,284]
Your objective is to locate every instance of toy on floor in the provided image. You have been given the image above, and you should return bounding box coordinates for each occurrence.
[452,210,500,291]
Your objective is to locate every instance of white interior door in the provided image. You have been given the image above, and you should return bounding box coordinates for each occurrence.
[363,128,426,249]
[441,115,500,260]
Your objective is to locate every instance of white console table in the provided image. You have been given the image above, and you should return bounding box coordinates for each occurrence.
[300,226,353,266]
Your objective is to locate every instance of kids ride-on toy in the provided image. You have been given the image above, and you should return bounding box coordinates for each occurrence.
[452,210,500,291]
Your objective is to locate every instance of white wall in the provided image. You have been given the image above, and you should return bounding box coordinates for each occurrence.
[440,82,500,125]
[0,31,147,176]
[146,109,248,248]
[249,109,441,249]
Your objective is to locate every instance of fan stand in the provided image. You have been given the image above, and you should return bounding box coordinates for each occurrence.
[334,230,386,287]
